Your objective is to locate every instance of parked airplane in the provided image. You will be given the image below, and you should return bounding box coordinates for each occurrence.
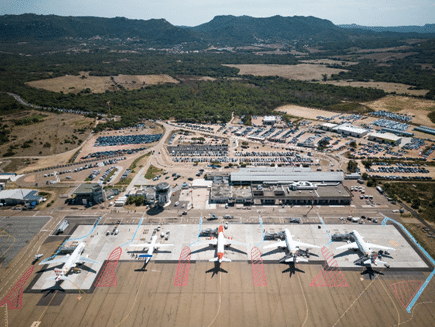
[263,229,320,263]
[193,225,246,263]
[40,242,99,281]
[129,235,174,264]
[335,230,395,266]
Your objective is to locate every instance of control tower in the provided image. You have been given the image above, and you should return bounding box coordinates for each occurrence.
[156,182,171,207]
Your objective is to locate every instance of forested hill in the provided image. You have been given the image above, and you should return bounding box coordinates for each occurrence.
[1,14,433,48]
[339,24,435,34]
[0,14,202,46]
[188,15,356,45]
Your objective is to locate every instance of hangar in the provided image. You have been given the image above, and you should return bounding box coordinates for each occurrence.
[0,189,43,206]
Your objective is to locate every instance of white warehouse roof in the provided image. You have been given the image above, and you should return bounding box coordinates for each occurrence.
[333,124,368,135]
[369,131,402,142]
[231,167,344,183]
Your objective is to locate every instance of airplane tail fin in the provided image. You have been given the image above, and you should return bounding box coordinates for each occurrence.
[209,257,231,262]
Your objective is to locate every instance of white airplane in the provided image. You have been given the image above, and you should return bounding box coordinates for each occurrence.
[193,225,246,263]
[263,228,320,263]
[129,235,174,264]
[40,242,99,281]
[336,230,395,266]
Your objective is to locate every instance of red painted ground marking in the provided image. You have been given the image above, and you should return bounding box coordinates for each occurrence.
[310,246,348,288]
[0,265,34,310]
[174,246,191,287]
[390,281,423,308]
[94,247,122,288]
[251,247,267,286]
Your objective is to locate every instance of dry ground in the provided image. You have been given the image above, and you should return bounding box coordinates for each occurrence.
[274,105,338,120]
[321,80,429,97]
[223,64,347,81]
[300,59,358,66]
[0,110,94,158]
[26,72,179,94]
[363,96,435,127]
[11,262,435,327]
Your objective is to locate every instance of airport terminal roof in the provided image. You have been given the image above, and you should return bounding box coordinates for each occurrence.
[231,167,344,183]
[74,183,102,194]
[0,189,41,201]
[369,131,402,142]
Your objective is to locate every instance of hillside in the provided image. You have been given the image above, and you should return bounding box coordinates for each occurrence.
[2,14,433,50]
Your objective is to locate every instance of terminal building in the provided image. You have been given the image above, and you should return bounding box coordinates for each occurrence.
[209,168,351,206]
[156,182,172,207]
[0,189,43,206]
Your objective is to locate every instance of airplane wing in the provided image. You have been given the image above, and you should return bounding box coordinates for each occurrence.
[155,243,174,248]
[39,257,68,266]
[226,239,247,247]
[191,239,218,247]
[129,243,150,249]
[263,240,286,249]
[294,241,320,249]
[78,256,99,265]
[336,242,359,251]
[368,244,396,252]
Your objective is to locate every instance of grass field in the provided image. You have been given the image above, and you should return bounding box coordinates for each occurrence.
[26,72,180,94]
[223,63,348,81]
[364,96,435,127]
[145,164,163,179]
[322,80,428,96]
[0,110,94,158]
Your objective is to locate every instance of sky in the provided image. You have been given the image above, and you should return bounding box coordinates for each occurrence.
[1,0,434,27]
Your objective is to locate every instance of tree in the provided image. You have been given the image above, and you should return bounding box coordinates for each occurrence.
[322,74,328,82]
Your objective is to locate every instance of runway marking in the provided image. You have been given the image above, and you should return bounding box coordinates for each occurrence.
[391,281,424,308]
[37,290,57,322]
[332,267,386,327]
[395,301,434,326]
[206,273,222,327]
[297,273,309,327]
[95,247,122,288]
[114,262,147,327]
[250,247,266,287]
[378,277,401,326]
[310,247,348,288]
[0,265,34,310]
[1,304,7,327]
[174,246,191,287]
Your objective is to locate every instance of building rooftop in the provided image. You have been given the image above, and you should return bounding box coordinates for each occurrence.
[334,124,368,135]
[369,131,402,142]
[0,189,41,201]
[74,184,101,194]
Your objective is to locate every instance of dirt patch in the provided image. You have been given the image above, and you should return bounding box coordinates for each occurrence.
[358,52,418,62]
[0,110,94,159]
[224,64,347,81]
[275,105,338,120]
[23,175,36,183]
[26,72,179,94]
[363,96,435,127]
[301,59,358,66]
[356,46,413,53]
[320,80,429,97]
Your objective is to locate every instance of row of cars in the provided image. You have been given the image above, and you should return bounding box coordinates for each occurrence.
[81,148,146,160]
[94,133,162,147]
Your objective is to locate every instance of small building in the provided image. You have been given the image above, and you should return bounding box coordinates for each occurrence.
[0,189,43,206]
[345,173,362,180]
[73,183,106,206]
[263,116,278,125]
[368,132,402,146]
[321,123,338,131]
[333,124,369,138]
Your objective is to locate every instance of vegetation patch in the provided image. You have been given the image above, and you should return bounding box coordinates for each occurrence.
[404,223,435,261]
[145,165,163,179]
[383,182,435,223]
[129,152,151,170]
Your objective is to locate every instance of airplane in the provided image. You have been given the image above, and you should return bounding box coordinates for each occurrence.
[129,235,174,264]
[192,225,246,263]
[40,242,99,281]
[335,230,395,267]
[263,228,320,263]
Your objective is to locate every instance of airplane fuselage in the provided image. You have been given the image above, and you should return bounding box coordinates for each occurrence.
[216,226,225,261]
[145,235,158,263]
[62,242,85,274]
[284,229,296,254]
[352,230,371,256]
